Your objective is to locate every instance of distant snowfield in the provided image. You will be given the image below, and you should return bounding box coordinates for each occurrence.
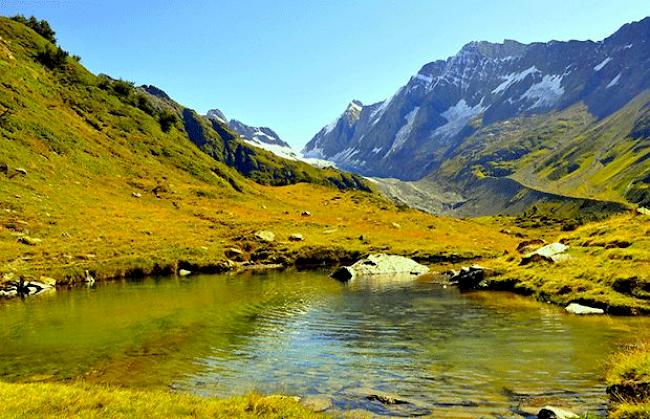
[243,138,336,169]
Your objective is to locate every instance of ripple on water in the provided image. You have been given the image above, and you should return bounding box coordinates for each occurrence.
[1,272,649,417]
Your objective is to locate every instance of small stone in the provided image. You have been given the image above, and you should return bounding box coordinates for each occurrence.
[537,406,579,419]
[516,239,545,254]
[224,247,245,261]
[39,276,57,286]
[391,222,401,229]
[15,167,27,176]
[17,236,41,246]
[179,269,192,277]
[565,303,604,315]
[637,207,650,216]
[288,233,304,242]
[132,192,142,198]
[301,211,311,217]
[254,230,275,242]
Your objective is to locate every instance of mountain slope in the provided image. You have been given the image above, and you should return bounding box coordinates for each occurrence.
[303,17,650,207]
[0,16,518,282]
[205,109,335,168]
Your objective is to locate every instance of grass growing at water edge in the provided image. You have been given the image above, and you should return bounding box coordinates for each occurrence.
[0,381,325,419]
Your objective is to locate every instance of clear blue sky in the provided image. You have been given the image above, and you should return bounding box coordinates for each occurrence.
[1,1,649,148]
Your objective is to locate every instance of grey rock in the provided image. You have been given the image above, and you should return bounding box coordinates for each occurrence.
[17,236,42,246]
[565,303,605,315]
[332,254,428,282]
[254,230,275,242]
[537,406,579,419]
[520,243,568,265]
[450,264,494,289]
[288,233,304,242]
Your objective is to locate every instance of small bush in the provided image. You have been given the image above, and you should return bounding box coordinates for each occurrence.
[112,79,135,97]
[158,110,177,133]
[36,46,69,70]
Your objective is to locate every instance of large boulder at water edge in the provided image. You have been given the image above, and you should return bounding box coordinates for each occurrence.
[565,303,604,315]
[331,254,428,281]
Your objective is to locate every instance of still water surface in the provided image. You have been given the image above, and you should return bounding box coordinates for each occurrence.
[1,271,649,417]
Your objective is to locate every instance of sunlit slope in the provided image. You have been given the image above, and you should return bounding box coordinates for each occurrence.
[0,17,518,282]
[434,95,650,206]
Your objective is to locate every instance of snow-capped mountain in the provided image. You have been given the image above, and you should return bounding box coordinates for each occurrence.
[302,17,650,180]
[206,109,335,168]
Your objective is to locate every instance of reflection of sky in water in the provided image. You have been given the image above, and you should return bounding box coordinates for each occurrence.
[1,272,649,417]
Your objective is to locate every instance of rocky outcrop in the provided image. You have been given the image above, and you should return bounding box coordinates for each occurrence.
[303,18,650,181]
[331,254,429,282]
[520,243,569,265]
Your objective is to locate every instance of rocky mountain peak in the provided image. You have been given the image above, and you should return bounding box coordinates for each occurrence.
[206,108,228,125]
[303,17,650,180]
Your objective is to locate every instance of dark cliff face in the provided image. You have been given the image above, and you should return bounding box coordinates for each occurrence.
[303,17,650,180]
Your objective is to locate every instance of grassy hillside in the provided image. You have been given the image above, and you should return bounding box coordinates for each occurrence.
[483,210,650,314]
[0,16,518,284]
[431,96,649,207]
[0,16,368,193]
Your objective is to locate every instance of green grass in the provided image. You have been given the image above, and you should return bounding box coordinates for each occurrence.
[0,16,519,284]
[607,342,650,419]
[0,381,324,419]
[485,211,650,314]
[433,96,650,207]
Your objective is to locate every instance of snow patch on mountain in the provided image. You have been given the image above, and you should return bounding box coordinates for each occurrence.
[521,74,565,108]
[492,66,540,94]
[607,72,622,88]
[386,107,420,157]
[594,57,612,71]
[434,99,485,138]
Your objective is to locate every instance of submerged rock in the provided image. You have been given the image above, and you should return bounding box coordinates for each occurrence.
[537,406,579,419]
[565,303,604,315]
[331,266,356,281]
[331,254,428,282]
[300,395,332,412]
[178,269,192,277]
